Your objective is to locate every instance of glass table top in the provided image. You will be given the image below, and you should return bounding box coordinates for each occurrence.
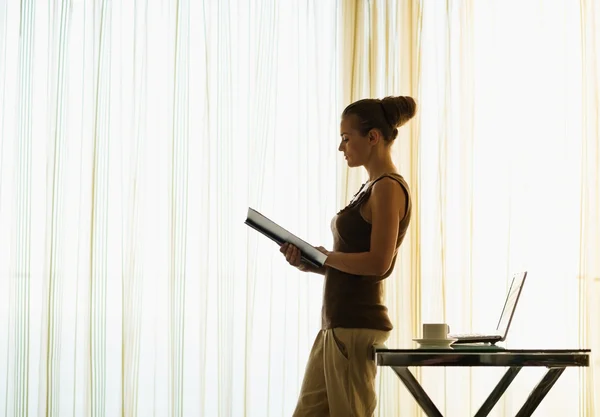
[373,345,591,367]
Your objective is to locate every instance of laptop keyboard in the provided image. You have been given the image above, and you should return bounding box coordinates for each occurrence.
[451,333,490,338]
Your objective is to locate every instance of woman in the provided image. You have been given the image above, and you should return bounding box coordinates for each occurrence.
[280,95,416,417]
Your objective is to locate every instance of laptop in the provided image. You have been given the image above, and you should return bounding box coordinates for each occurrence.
[449,271,528,345]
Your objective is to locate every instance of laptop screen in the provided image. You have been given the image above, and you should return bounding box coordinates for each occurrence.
[495,272,527,337]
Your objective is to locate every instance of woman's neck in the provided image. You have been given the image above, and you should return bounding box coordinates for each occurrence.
[365,153,397,181]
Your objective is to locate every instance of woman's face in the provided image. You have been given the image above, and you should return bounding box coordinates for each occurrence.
[339,115,372,167]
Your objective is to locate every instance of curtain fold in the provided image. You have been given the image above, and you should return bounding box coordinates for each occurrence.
[579,0,600,413]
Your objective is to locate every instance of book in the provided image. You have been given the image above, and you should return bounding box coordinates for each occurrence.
[244,207,328,269]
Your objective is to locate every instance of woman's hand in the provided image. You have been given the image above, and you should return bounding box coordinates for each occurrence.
[315,246,330,256]
[279,243,329,275]
[280,242,304,268]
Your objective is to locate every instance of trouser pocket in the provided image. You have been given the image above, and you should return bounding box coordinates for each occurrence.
[331,328,349,360]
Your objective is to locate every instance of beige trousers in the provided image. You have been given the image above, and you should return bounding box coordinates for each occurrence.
[292,328,390,417]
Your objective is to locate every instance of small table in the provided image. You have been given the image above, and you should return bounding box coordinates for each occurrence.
[373,346,590,417]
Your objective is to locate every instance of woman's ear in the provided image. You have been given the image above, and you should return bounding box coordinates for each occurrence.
[368,128,383,145]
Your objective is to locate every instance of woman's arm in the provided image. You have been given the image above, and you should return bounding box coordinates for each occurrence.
[323,178,406,276]
[297,262,327,275]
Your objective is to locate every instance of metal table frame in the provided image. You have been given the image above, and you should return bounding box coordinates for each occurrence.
[373,347,590,417]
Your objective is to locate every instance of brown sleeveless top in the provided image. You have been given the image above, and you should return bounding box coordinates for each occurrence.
[321,173,412,331]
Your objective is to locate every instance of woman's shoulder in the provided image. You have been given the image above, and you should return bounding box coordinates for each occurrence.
[370,172,409,191]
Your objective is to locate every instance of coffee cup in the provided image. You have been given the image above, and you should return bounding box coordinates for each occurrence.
[422,323,450,340]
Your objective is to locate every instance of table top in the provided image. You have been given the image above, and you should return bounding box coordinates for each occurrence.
[373,346,591,367]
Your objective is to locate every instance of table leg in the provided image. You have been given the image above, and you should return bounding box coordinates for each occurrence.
[514,367,566,417]
[474,367,522,417]
[391,367,444,417]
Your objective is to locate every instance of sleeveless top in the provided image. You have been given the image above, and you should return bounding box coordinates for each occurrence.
[321,173,412,331]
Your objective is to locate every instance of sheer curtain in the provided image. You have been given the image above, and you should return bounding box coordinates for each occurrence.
[2,0,599,416]
[0,1,340,416]
[341,1,599,416]
[417,1,597,415]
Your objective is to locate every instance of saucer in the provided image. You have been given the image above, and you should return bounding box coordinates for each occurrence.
[412,337,457,349]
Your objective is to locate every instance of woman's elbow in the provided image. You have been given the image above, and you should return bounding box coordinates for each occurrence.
[371,256,393,276]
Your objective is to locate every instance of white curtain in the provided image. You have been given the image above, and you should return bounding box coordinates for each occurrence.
[419,1,600,415]
[340,1,600,416]
[2,0,599,416]
[0,1,340,416]
[417,1,596,415]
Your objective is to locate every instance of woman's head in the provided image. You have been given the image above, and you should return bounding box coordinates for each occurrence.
[339,96,417,167]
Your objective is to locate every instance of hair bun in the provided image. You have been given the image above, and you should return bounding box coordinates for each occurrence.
[341,95,417,142]
[380,96,417,130]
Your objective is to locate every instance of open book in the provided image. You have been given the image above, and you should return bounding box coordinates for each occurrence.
[244,207,328,268]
